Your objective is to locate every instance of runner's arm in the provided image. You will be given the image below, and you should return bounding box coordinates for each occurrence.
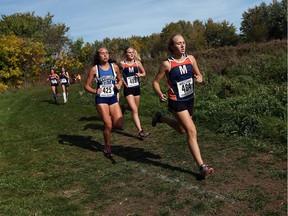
[153,61,169,102]
[189,55,203,83]
[84,67,97,94]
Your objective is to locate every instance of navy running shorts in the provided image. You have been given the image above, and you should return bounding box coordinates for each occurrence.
[123,87,140,97]
[95,95,118,105]
[168,98,194,116]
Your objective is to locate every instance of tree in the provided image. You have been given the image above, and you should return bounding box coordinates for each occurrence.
[267,0,287,40]
[0,12,70,69]
[0,12,43,39]
[240,0,287,42]
[67,38,94,69]
[188,20,207,51]
[204,19,239,48]
[0,12,69,48]
[0,35,45,88]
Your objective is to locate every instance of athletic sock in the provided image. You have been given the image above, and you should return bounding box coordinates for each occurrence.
[63,92,67,102]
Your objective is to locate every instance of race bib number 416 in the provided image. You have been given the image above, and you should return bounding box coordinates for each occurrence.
[51,79,58,84]
[177,78,193,98]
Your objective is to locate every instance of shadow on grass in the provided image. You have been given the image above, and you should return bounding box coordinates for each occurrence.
[79,116,102,121]
[40,99,61,105]
[58,134,200,179]
[112,128,143,140]
[58,134,116,164]
[81,117,143,140]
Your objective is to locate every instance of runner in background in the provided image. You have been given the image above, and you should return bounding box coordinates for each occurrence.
[47,68,59,104]
[59,67,70,104]
[119,47,149,138]
[76,74,81,83]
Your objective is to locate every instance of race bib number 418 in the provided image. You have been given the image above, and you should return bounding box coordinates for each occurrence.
[127,75,139,88]
[177,78,193,98]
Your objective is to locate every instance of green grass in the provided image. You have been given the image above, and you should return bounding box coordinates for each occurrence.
[0,83,286,216]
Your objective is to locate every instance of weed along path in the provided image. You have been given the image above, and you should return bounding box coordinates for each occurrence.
[0,84,286,216]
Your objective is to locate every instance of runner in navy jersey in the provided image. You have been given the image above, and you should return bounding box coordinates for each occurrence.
[46,68,59,103]
[119,47,149,138]
[59,67,70,103]
[84,47,123,157]
[152,34,214,179]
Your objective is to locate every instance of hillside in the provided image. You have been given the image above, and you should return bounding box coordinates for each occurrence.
[0,40,286,215]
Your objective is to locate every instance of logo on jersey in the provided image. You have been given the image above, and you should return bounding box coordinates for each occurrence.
[128,67,134,73]
[179,65,188,74]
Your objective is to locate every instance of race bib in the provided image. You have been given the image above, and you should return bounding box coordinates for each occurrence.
[127,75,139,88]
[51,79,58,84]
[99,84,114,97]
[61,78,67,83]
[177,78,193,98]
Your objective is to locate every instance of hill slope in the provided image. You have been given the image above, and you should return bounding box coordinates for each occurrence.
[0,82,286,215]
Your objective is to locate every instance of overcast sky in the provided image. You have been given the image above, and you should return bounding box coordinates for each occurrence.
[1,0,273,43]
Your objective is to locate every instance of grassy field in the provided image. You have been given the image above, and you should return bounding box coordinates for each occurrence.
[0,82,286,216]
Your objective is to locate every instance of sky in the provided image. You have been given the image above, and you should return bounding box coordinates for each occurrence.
[1,0,273,43]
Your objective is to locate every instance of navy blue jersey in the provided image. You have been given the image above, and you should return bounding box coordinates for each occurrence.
[122,60,140,89]
[166,54,194,101]
[59,72,69,85]
[49,74,58,86]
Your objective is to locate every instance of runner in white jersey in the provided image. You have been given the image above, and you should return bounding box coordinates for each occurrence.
[59,67,70,103]
[84,47,123,157]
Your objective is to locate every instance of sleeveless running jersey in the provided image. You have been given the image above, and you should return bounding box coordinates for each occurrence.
[49,74,58,85]
[122,60,140,88]
[94,63,117,98]
[60,72,69,84]
[166,54,194,101]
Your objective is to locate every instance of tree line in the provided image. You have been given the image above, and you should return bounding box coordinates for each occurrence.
[0,0,286,90]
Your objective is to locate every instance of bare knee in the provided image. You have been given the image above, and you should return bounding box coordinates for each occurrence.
[187,127,197,137]
[130,106,138,115]
[113,116,124,129]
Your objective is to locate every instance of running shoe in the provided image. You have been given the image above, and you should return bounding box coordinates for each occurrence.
[199,164,214,179]
[151,112,163,127]
[139,129,149,138]
[103,145,112,157]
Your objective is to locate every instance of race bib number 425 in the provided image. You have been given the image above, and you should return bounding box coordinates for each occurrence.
[177,78,193,98]
[99,84,114,97]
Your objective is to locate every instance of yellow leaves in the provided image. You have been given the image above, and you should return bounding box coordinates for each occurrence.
[0,70,10,79]
[9,67,21,77]
[0,82,8,92]
[0,35,46,86]
[52,50,82,70]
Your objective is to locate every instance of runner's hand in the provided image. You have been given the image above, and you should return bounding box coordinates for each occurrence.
[195,74,203,83]
[159,94,167,102]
